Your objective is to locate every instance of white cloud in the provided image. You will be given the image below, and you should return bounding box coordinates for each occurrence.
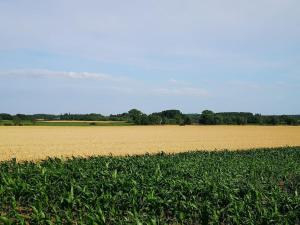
[0,68,210,97]
[168,78,191,86]
[0,69,127,82]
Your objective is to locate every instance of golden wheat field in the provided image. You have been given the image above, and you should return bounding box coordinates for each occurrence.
[0,125,300,161]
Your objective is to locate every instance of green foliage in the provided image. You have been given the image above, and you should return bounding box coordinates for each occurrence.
[0,113,13,120]
[0,147,299,224]
[59,113,107,121]
[199,110,217,125]
[127,109,192,125]
[35,121,132,126]
[147,114,162,125]
[161,110,182,119]
[128,109,146,125]
[0,110,299,126]
[198,111,299,125]
[0,120,132,127]
[182,115,192,125]
[128,109,143,118]
[127,109,189,125]
[12,117,23,126]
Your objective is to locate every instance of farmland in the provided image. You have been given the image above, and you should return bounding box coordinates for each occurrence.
[1,125,299,224]
[0,147,299,224]
[0,126,300,162]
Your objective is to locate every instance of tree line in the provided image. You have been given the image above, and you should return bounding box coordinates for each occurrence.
[0,110,299,126]
[196,110,299,125]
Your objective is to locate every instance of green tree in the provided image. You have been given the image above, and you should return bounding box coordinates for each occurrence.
[268,116,279,125]
[13,117,22,126]
[148,114,162,125]
[214,115,223,124]
[128,109,144,124]
[199,110,216,125]
[174,114,183,125]
[128,109,142,118]
[285,116,298,125]
[183,116,192,125]
[140,114,150,125]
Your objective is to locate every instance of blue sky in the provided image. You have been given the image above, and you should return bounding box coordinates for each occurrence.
[0,0,299,115]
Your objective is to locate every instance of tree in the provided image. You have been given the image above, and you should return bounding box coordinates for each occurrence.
[252,114,263,124]
[214,115,223,125]
[199,110,216,125]
[174,114,183,125]
[148,114,162,125]
[236,116,247,125]
[268,116,279,125]
[16,114,29,120]
[128,109,142,119]
[140,114,150,125]
[161,110,182,119]
[161,117,167,125]
[0,113,13,120]
[13,117,22,126]
[128,109,145,124]
[284,116,298,125]
[183,116,192,125]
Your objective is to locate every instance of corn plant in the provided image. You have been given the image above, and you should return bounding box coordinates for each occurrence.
[0,147,299,224]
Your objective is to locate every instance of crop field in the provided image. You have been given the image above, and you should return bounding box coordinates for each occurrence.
[0,147,299,224]
[0,125,300,161]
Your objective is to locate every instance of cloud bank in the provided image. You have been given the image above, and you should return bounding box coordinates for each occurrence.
[0,69,127,82]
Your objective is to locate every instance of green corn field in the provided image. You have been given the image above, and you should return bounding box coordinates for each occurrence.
[0,147,300,224]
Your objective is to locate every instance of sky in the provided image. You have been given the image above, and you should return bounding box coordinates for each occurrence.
[0,0,299,115]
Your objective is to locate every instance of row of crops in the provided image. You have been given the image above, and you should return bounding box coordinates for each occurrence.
[1,147,300,224]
